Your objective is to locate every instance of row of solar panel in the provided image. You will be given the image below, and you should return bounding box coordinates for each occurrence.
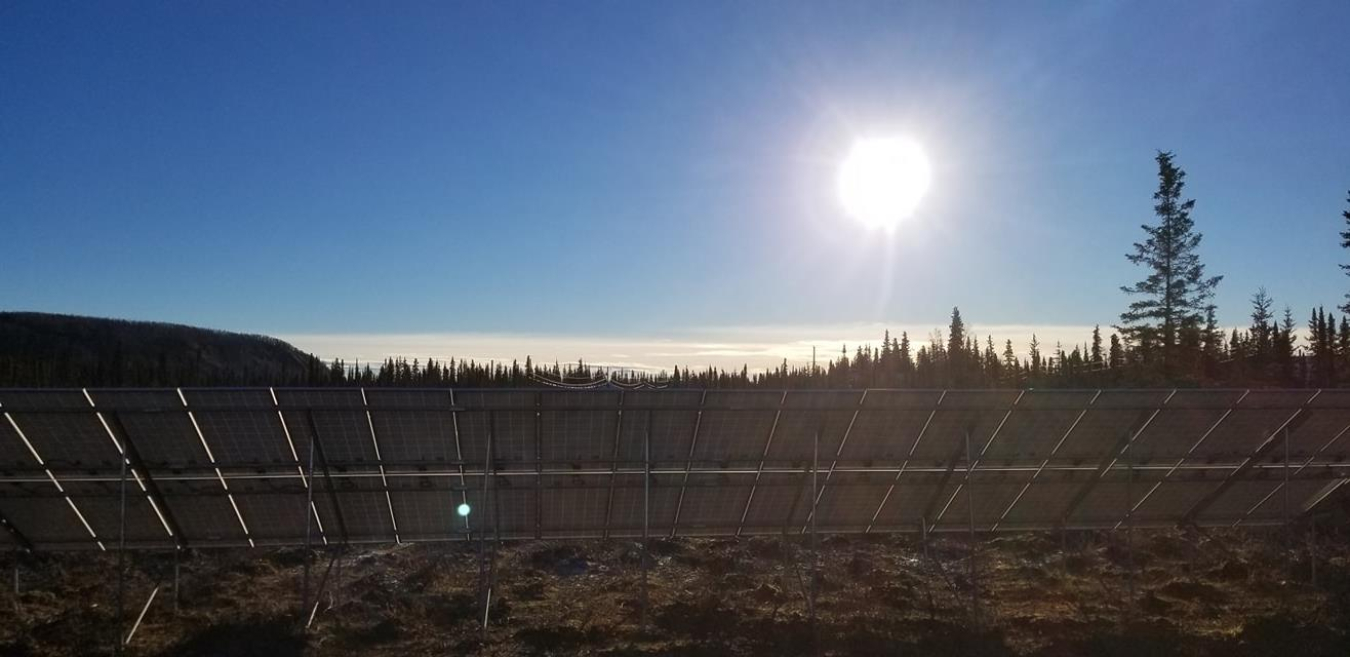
[2,468,1340,550]
[3,389,1350,476]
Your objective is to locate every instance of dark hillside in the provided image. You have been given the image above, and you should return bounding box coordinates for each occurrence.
[0,312,316,387]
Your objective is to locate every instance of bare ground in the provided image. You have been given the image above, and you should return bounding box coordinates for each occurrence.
[3,527,1348,656]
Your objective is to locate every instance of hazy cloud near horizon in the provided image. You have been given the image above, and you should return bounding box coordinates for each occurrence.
[279,324,1104,372]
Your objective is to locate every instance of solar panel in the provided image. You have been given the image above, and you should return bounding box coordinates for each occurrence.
[186,408,297,467]
[1,387,1344,551]
[0,414,40,472]
[1241,477,1343,524]
[364,389,459,466]
[689,391,782,468]
[329,476,396,541]
[1125,390,1243,463]
[1193,478,1283,524]
[909,390,1020,465]
[870,471,959,530]
[765,391,864,467]
[388,489,460,540]
[980,390,1095,463]
[932,471,1036,531]
[0,408,121,471]
[537,474,608,537]
[539,390,620,466]
[455,390,536,471]
[740,471,812,534]
[0,492,95,549]
[833,390,941,466]
[1054,390,1173,463]
[997,472,1092,530]
[276,389,378,467]
[607,473,682,537]
[812,472,892,532]
[676,472,754,536]
[1131,475,1225,524]
[60,479,172,546]
[617,390,703,467]
[1064,468,1153,528]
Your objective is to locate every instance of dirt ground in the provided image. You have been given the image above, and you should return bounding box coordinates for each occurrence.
[3,525,1348,657]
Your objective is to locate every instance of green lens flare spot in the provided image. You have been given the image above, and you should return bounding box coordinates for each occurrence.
[457,503,471,517]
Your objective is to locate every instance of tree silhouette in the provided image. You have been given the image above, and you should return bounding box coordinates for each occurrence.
[1119,151,1222,381]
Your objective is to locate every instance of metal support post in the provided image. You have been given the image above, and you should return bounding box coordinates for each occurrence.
[301,428,316,625]
[921,517,929,560]
[965,430,978,625]
[1126,460,1135,607]
[12,559,18,616]
[124,585,160,647]
[641,412,652,629]
[173,549,181,614]
[305,552,339,630]
[808,421,820,653]
[1309,515,1318,587]
[1061,527,1069,575]
[1283,427,1291,554]
[116,444,128,657]
[480,411,495,643]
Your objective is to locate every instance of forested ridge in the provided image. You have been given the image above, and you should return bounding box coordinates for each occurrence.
[5,154,1350,391]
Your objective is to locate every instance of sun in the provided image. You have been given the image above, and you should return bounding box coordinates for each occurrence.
[837,136,931,229]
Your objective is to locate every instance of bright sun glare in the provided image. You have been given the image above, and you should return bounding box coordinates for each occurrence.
[837,136,931,229]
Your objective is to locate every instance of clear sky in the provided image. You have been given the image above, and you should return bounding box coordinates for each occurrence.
[4,2,1349,369]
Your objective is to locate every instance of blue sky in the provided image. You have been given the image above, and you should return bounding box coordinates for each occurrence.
[4,2,1349,367]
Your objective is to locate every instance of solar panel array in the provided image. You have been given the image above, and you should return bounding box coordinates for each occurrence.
[1,388,1346,551]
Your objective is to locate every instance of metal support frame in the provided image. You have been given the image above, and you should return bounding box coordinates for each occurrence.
[11,557,19,616]
[106,413,189,550]
[808,416,820,654]
[641,411,652,629]
[534,392,543,539]
[1125,457,1135,608]
[0,511,35,554]
[802,391,867,533]
[737,392,788,537]
[965,429,979,625]
[602,391,626,539]
[1058,400,1170,527]
[921,432,976,524]
[1236,416,1350,527]
[124,584,160,647]
[479,411,497,642]
[301,427,317,625]
[1118,392,1246,530]
[3,407,105,550]
[173,549,181,613]
[304,411,350,546]
[359,388,401,543]
[1310,515,1318,587]
[994,391,1100,531]
[173,392,254,547]
[669,391,708,537]
[448,390,470,532]
[115,445,128,657]
[305,552,339,630]
[1182,395,1317,524]
[866,391,945,534]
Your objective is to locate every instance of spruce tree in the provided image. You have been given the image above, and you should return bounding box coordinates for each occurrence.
[1340,191,1350,313]
[947,307,967,385]
[1119,151,1223,378]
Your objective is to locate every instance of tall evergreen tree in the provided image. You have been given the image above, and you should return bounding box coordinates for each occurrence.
[1339,191,1350,313]
[947,307,966,384]
[1119,151,1223,378]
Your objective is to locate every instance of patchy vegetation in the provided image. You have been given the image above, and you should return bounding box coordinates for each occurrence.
[3,528,1348,656]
